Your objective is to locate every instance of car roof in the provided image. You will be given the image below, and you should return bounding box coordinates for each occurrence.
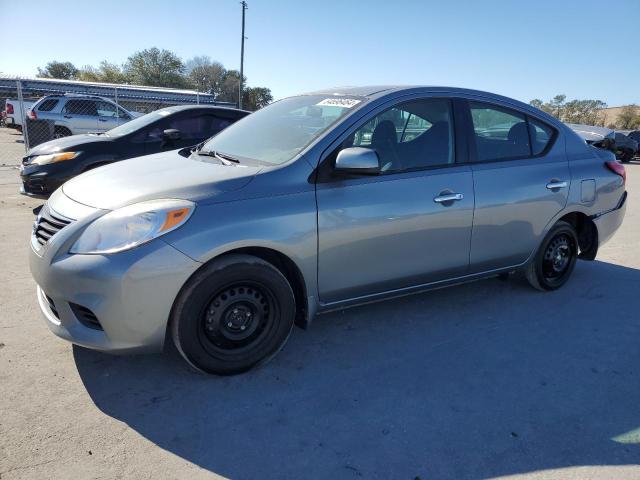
[300,85,541,109]
[159,104,249,115]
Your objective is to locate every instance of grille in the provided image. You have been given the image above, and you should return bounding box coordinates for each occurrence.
[34,205,72,246]
[70,303,103,330]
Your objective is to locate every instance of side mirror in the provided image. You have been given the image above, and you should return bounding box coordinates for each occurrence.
[163,129,181,141]
[334,147,380,175]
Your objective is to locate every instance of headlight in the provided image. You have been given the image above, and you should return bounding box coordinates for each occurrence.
[31,151,80,166]
[70,199,195,254]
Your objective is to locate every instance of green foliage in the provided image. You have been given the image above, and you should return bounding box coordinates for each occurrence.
[123,47,187,88]
[36,61,79,80]
[185,56,226,95]
[37,49,273,110]
[78,61,129,84]
[242,87,273,111]
[616,105,640,130]
[529,95,607,126]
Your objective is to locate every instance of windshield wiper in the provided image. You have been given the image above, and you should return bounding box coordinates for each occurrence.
[197,150,241,165]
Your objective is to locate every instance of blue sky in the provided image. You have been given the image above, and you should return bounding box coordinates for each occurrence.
[1,0,638,106]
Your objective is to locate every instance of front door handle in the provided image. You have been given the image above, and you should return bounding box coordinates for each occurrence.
[434,193,464,203]
[546,180,568,190]
[98,118,107,122]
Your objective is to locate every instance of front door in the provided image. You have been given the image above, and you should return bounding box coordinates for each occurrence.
[316,97,474,304]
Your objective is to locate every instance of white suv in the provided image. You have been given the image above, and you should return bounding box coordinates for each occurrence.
[27,94,138,138]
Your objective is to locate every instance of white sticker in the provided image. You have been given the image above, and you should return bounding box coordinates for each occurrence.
[157,110,172,116]
[316,98,361,108]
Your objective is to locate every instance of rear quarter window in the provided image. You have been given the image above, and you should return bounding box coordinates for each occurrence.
[528,117,555,155]
[37,99,59,112]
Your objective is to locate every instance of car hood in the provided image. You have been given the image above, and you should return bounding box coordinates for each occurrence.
[62,150,261,210]
[27,134,111,156]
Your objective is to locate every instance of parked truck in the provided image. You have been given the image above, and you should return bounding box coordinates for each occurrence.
[4,99,35,130]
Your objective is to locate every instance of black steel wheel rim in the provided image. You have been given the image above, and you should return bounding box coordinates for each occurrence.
[198,282,278,354]
[542,233,575,282]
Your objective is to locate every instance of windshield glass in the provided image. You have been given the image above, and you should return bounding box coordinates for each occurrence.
[106,109,173,137]
[200,94,365,165]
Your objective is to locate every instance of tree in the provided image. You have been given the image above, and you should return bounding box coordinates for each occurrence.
[217,70,247,105]
[78,61,129,84]
[185,56,226,96]
[242,87,273,110]
[616,105,640,130]
[123,47,187,88]
[530,95,607,125]
[37,61,79,80]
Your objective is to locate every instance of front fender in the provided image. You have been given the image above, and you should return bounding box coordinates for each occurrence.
[164,191,319,315]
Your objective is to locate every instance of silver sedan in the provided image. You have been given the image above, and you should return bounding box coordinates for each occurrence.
[29,86,627,375]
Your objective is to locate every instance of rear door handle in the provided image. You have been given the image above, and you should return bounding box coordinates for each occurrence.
[434,193,464,203]
[546,181,568,190]
[98,118,107,122]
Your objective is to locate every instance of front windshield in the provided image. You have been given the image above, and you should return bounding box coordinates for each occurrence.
[106,109,173,137]
[201,94,366,165]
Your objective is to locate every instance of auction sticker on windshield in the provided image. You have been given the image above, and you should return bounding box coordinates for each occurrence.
[316,98,361,108]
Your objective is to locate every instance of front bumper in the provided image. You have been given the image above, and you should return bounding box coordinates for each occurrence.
[20,164,66,197]
[30,197,202,353]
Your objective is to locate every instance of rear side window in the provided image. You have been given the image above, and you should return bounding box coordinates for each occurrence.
[529,117,554,155]
[63,100,98,116]
[38,99,59,112]
[470,102,529,161]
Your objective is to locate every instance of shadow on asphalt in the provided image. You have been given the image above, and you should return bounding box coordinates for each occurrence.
[74,260,640,479]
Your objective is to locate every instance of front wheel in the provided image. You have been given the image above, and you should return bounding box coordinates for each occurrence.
[525,221,579,291]
[170,254,296,375]
[53,126,72,139]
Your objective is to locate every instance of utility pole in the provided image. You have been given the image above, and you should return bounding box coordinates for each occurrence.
[239,1,248,109]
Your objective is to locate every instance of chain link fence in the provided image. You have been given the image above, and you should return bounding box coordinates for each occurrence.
[0,75,234,168]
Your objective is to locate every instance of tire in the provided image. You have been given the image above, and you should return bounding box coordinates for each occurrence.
[170,254,296,375]
[525,221,579,291]
[53,126,71,139]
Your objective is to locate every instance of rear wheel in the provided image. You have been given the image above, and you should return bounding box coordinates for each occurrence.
[526,221,579,291]
[170,254,296,375]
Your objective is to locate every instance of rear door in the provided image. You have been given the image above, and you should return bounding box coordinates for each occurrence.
[465,100,569,272]
[316,97,474,304]
[62,99,99,134]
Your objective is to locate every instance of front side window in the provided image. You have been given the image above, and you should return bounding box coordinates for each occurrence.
[64,100,98,116]
[116,107,131,119]
[97,101,117,117]
[470,102,529,161]
[344,98,454,172]
[168,114,232,140]
[201,95,365,165]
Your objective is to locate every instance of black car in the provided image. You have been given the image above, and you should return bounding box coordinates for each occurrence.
[628,130,640,157]
[614,131,638,163]
[20,105,249,197]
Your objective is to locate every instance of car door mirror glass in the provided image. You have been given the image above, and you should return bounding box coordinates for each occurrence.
[335,147,380,175]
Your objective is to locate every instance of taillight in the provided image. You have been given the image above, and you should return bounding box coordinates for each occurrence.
[27,110,37,120]
[606,161,626,186]
[6,104,13,114]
